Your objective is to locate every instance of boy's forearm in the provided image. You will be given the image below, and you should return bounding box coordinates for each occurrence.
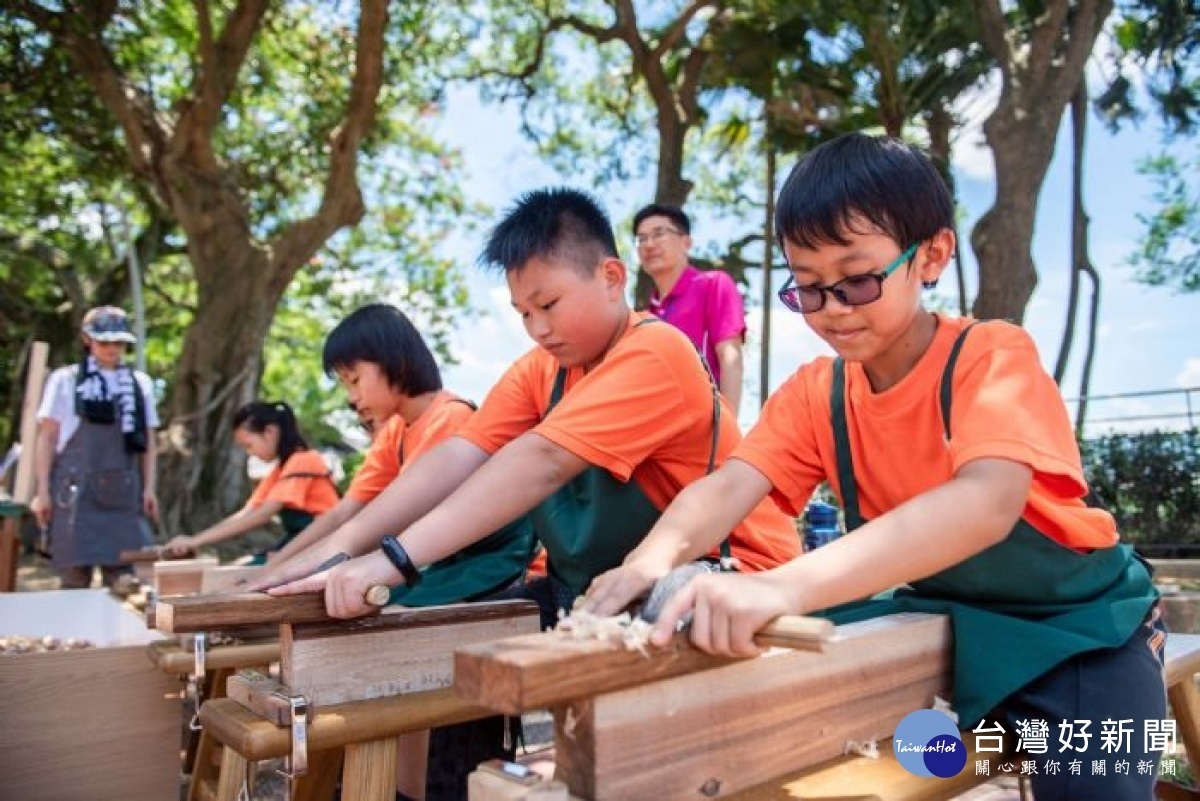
[782,459,1031,615]
[399,433,586,567]
[34,424,56,494]
[625,460,768,571]
[326,437,489,558]
[716,342,743,414]
[193,503,278,548]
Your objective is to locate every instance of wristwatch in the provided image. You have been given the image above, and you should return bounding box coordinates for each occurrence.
[380,535,422,588]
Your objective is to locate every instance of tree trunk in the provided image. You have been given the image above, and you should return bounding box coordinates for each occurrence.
[156,234,285,535]
[1054,81,1089,385]
[926,105,969,316]
[969,0,1113,323]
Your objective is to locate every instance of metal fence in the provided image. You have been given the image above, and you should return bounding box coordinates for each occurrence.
[1068,386,1199,432]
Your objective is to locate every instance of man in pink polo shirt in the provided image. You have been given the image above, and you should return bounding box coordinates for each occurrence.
[634,204,747,412]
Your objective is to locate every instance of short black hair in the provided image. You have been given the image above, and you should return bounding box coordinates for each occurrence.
[234,401,308,464]
[322,303,442,395]
[480,187,619,276]
[632,204,691,235]
[775,133,954,252]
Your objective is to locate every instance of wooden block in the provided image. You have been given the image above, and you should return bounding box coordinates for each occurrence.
[199,689,494,761]
[283,600,540,707]
[225,670,305,726]
[551,614,951,800]
[153,591,339,633]
[154,556,220,596]
[469,761,573,800]
[200,565,263,594]
[455,615,832,716]
[342,737,397,801]
[14,341,48,505]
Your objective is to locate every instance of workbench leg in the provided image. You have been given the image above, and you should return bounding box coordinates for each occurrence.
[295,748,344,801]
[342,737,398,801]
[0,515,21,593]
[214,748,248,801]
[187,668,234,801]
[1168,676,1200,767]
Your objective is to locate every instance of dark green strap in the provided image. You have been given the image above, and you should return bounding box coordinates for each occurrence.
[939,322,981,441]
[830,358,864,532]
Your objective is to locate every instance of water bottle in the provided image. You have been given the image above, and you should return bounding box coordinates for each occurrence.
[804,501,841,551]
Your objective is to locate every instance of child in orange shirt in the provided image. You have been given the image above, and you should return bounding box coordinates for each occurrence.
[165,401,338,563]
[584,133,1164,801]
[267,188,800,630]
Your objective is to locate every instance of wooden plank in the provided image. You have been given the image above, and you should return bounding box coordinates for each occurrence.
[200,565,262,595]
[455,614,832,716]
[0,515,20,594]
[153,591,339,633]
[199,689,493,761]
[282,600,540,707]
[13,341,48,505]
[225,670,301,726]
[728,734,995,801]
[551,614,951,800]
[121,546,195,562]
[0,645,181,801]
[154,556,220,596]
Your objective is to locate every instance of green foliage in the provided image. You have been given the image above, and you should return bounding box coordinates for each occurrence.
[1081,428,1200,549]
[1129,149,1200,292]
[1099,0,1198,134]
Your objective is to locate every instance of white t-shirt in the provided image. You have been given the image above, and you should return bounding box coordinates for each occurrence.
[36,364,161,453]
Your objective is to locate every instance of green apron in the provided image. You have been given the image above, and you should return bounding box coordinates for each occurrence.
[527,319,730,598]
[246,507,316,566]
[821,323,1157,727]
[389,399,537,607]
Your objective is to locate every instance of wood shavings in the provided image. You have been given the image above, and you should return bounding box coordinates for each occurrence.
[555,605,654,656]
[932,695,959,725]
[843,739,879,759]
[0,635,95,655]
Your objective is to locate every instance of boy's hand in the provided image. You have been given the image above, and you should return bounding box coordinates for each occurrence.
[580,559,671,617]
[31,490,52,529]
[650,571,794,658]
[164,534,196,555]
[272,551,401,619]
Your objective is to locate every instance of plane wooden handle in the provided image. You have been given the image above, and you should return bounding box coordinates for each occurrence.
[752,615,834,652]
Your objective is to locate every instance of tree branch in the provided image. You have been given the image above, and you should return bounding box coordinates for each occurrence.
[184,0,268,137]
[271,0,387,278]
[14,2,174,207]
[651,0,718,61]
[1027,0,1072,81]
[971,0,1012,69]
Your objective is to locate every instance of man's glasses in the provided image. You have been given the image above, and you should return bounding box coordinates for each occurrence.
[635,227,684,247]
[777,243,918,314]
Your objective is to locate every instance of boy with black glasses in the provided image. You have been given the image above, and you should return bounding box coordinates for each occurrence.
[585,133,1165,801]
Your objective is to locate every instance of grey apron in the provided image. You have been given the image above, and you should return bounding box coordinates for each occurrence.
[48,411,151,569]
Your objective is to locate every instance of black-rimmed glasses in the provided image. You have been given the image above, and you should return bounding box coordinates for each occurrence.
[777,243,918,314]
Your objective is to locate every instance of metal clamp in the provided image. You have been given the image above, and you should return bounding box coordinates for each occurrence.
[274,693,309,797]
[185,632,208,732]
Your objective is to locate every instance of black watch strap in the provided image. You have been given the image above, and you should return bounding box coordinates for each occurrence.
[380,535,422,587]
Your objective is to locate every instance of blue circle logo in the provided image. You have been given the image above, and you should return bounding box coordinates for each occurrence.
[892,709,967,778]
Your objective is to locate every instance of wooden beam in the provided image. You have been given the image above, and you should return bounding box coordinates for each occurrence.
[455,614,833,716]
[282,600,540,707]
[550,614,951,799]
[199,689,494,762]
[121,546,196,562]
[148,639,280,674]
[152,592,339,633]
[13,341,48,505]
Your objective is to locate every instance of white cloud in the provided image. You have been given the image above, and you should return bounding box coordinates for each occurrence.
[1177,358,1200,388]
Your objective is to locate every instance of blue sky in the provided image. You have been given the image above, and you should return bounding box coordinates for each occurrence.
[429,83,1199,433]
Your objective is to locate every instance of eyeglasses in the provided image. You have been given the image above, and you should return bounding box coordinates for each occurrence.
[777,244,918,314]
[635,227,684,247]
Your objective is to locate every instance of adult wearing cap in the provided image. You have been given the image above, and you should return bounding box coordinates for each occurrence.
[31,306,160,588]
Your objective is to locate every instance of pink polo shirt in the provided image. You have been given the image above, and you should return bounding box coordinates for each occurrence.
[647,265,746,386]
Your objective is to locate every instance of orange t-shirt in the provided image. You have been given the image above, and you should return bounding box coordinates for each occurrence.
[344,392,474,503]
[735,314,1117,550]
[246,449,340,516]
[458,311,801,571]
[345,416,406,503]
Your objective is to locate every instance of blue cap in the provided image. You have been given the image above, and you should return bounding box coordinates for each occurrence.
[82,306,136,344]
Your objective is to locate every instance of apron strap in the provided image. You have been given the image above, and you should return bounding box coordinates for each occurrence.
[939,321,981,441]
[830,358,865,532]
